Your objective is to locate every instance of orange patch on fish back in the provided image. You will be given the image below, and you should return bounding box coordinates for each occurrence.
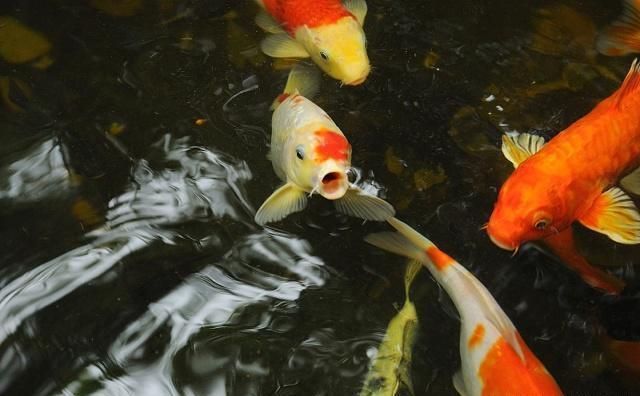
[478,335,562,396]
[425,246,454,271]
[468,324,485,349]
[263,0,352,33]
[314,129,350,162]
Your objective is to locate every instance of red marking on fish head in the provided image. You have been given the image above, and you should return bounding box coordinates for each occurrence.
[478,334,561,395]
[425,246,453,271]
[468,324,485,349]
[313,129,351,163]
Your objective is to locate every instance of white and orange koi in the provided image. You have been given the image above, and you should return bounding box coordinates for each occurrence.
[255,65,394,224]
[365,218,563,396]
[254,0,370,85]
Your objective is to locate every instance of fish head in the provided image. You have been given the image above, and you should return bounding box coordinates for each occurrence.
[285,127,351,199]
[487,172,568,250]
[297,17,370,85]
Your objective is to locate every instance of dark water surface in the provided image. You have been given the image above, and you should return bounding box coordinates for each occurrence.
[1,0,639,395]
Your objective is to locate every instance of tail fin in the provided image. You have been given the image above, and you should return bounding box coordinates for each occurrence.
[613,58,640,108]
[271,63,320,110]
[596,0,640,56]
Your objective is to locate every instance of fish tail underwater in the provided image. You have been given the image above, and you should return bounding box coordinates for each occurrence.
[1,0,640,395]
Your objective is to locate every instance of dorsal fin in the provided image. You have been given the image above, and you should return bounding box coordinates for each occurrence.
[271,63,320,110]
[614,58,640,109]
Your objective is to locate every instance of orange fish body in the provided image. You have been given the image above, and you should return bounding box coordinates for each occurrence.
[256,0,370,85]
[366,218,563,395]
[488,60,640,250]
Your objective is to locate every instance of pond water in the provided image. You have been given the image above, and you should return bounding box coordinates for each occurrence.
[1,0,639,395]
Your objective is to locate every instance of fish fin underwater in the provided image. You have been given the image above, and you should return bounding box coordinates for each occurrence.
[271,63,320,110]
[613,57,640,109]
[501,133,546,168]
[542,229,625,294]
[260,33,309,58]
[334,187,395,222]
[621,166,640,195]
[255,10,284,33]
[254,182,308,225]
[597,0,640,56]
[344,0,368,26]
[577,187,640,244]
[452,371,469,396]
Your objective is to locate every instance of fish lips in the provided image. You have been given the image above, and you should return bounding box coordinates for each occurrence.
[316,167,348,200]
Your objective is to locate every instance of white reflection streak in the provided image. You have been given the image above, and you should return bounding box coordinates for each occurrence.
[0,229,173,345]
[59,234,327,396]
[0,138,71,201]
[0,135,253,351]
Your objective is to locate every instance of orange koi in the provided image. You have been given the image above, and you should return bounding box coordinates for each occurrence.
[366,218,563,396]
[488,60,640,251]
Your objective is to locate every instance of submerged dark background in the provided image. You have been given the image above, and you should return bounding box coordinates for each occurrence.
[0,0,639,395]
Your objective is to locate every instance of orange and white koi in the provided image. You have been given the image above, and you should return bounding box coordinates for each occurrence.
[487,59,640,251]
[597,0,640,56]
[255,65,394,224]
[255,0,370,85]
[365,218,563,396]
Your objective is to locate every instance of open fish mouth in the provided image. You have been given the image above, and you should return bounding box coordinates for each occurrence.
[319,171,347,200]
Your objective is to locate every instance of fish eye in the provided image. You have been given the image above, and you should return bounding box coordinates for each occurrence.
[534,218,550,231]
[296,145,305,160]
[319,51,329,61]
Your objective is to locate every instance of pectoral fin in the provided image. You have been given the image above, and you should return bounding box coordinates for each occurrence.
[260,34,309,58]
[344,0,368,26]
[578,187,640,244]
[255,11,283,33]
[452,371,468,396]
[501,133,546,168]
[621,166,640,195]
[255,182,308,225]
[334,188,395,221]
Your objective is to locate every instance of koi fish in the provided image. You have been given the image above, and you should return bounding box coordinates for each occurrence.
[360,260,421,396]
[255,65,394,225]
[254,0,370,85]
[596,0,640,56]
[487,59,640,251]
[365,217,563,396]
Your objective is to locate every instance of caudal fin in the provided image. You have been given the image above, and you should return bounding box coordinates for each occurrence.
[271,63,320,110]
[597,0,640,56]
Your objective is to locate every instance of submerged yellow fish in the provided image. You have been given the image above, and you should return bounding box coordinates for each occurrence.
[360,260,421,396]
[255,64,394,224]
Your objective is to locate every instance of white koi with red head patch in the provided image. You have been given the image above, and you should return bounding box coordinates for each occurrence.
[365,218,563,396]
[255,65,394,225]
